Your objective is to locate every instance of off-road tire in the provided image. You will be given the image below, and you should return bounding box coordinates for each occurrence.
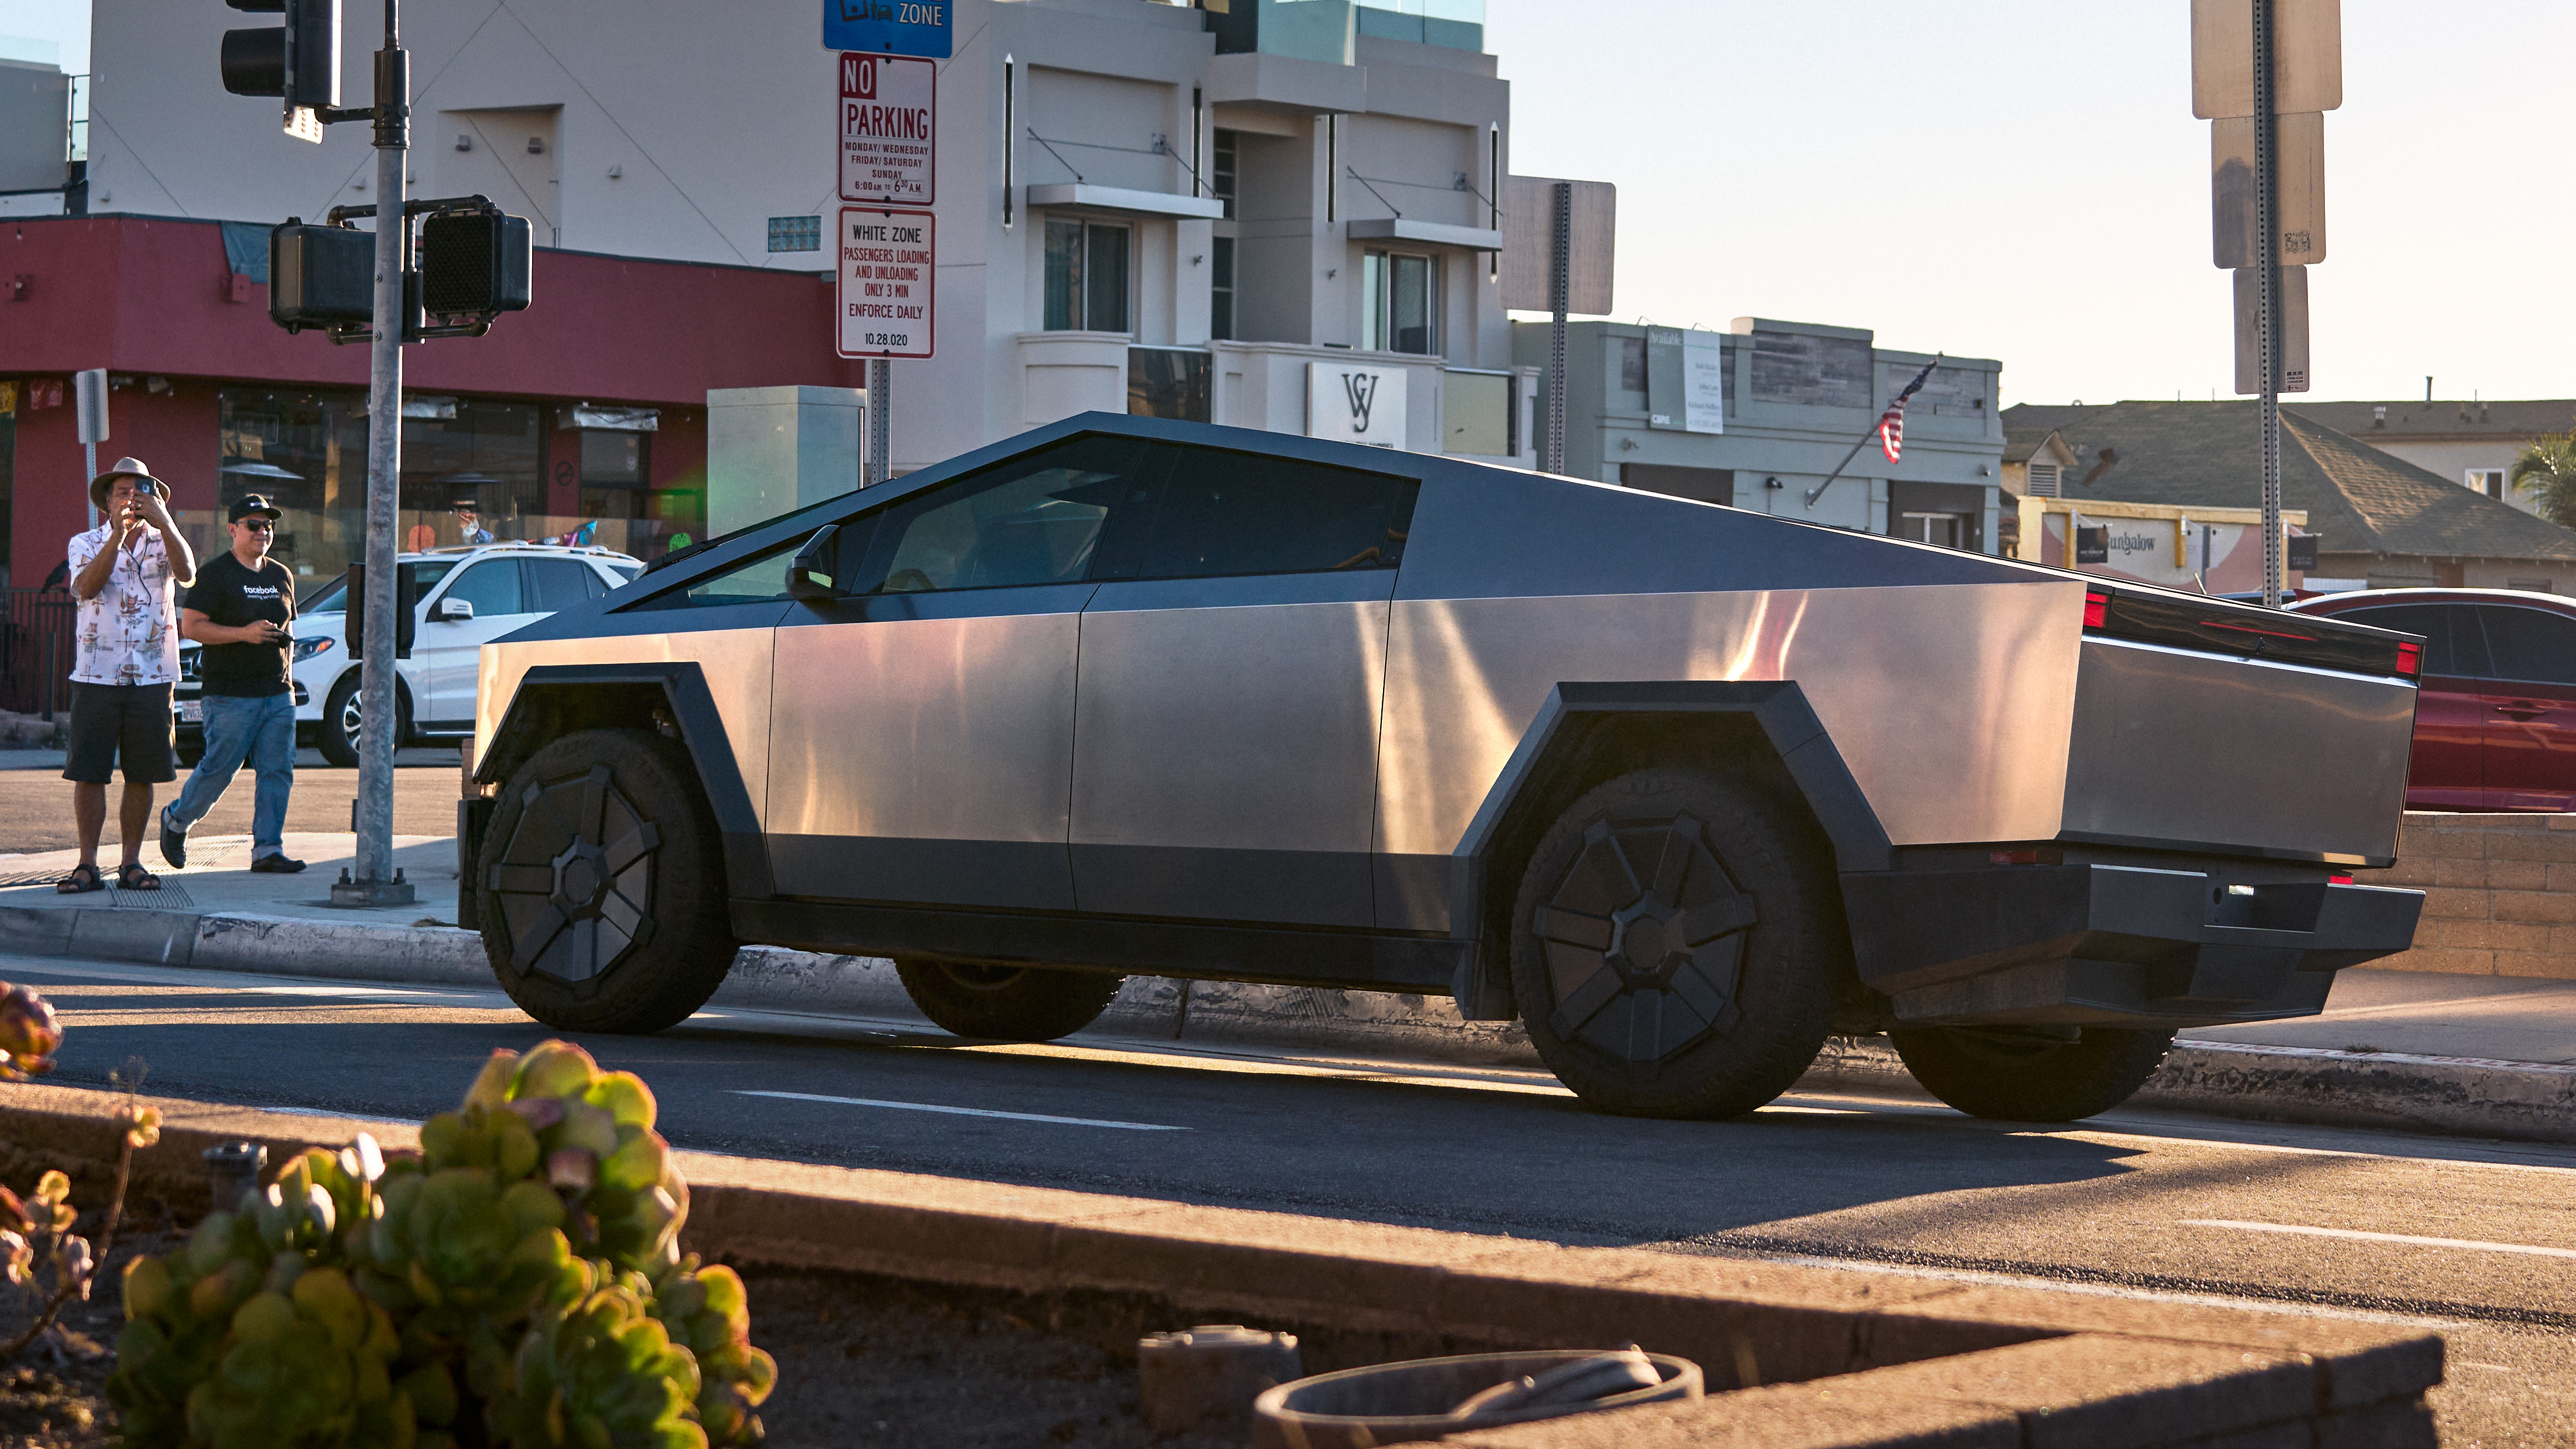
[895,960,1124,1042]
[318,670,409,769]
[1890,1025,2176,1122]
[477,727,737,1033]
[1509,765,1842,1119]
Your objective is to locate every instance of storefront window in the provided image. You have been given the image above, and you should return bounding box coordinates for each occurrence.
[215,389,679,576]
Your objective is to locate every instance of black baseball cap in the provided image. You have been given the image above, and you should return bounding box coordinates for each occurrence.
[228,495,283,523]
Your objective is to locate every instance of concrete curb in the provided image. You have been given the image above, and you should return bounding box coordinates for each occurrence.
[0,1084,2448,1448]
[10,901,2574,1144]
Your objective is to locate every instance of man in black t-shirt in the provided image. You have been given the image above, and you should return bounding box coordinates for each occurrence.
[161,495,305,873]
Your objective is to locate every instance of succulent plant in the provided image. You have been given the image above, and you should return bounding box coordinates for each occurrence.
[0,981,61,1079]
[180,1267,414,1449]
[110,1042,773,1447]
[488,1279,707,1449]
[649,1259,776,1448]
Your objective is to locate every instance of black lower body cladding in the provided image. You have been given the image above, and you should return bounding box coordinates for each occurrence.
[476,727,739,1033]
[1841,863,2424,1029]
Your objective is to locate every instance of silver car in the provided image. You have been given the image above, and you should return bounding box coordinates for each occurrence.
[465,416,2424,1122]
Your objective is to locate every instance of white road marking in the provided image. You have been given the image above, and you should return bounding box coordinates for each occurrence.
[259,1106,425,1127]
[2181,1219,2576,1260]
[733,1089,1184,1132]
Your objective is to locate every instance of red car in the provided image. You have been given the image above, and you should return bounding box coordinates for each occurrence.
[2289,589,2576,811]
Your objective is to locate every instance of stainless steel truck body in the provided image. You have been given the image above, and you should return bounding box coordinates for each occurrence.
[465,415,2423,1121]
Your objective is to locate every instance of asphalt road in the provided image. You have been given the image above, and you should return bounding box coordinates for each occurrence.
[8,949,2571,1447]
[0,750,462,854]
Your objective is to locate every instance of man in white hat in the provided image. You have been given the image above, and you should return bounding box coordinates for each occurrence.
[59,458,198,893]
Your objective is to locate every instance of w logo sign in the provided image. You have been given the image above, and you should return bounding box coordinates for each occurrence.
[1341,371,1380,433]
[1307,363,1407,449]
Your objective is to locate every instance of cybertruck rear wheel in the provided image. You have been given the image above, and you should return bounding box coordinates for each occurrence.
[895,960,1123,1042]
[1509,766,1839,1119]
[477,727,738,1034]
[1889,1025,2176,1123]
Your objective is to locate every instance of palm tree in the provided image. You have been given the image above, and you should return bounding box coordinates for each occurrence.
[2511,428,2576,530]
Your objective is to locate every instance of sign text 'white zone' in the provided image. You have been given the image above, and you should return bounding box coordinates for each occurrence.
[837,208,935,358]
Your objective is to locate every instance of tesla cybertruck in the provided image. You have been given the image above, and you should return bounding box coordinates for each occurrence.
[462,414,2423,1122]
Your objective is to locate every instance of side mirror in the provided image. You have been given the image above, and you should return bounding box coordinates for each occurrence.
[437,597,474,621]
[787,525,840,603]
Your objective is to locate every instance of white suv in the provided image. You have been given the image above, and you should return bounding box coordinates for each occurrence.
[176,542,642,766]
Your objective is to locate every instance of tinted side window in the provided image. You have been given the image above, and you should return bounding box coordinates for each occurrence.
[857,436,1166,594]
[526,560,597,613]
[2337,604,2486,678]
[1131,448,1419,581]
[629,539,800,610]
[2478,606,2576,685]
[441,560,525,617]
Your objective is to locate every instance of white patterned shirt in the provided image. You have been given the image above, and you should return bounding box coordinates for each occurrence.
[67,522,180,686]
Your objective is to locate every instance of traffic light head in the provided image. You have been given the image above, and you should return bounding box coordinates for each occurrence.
[220,0,340,109]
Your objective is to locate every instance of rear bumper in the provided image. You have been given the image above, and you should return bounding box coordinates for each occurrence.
[1842,864,2423,1028]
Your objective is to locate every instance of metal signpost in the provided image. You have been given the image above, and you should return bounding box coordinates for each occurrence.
[73,369,107,529]
[1501,175,1614,477]
[2193,0,2340,607]
[221,0,533,907]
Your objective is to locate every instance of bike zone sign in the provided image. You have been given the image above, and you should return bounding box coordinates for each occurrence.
[837,207,934,358]
[838,52,935,206]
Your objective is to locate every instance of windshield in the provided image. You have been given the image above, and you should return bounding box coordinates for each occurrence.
[300,559,458,615]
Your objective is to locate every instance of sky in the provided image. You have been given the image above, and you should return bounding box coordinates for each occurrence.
[6,2,2565,409]
[1488,0,2576,408]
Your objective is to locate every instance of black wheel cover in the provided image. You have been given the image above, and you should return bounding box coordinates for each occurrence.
[1535,813,1758,1065]
[486,763,663,988]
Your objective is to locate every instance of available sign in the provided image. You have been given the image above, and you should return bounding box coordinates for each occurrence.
[836,207,934,358]
[838,52,935,206]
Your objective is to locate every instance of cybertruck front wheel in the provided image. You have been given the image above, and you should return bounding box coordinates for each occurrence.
[1889,1025,2176,1122]
[477,727,738,1034]
[1509,766,1840,1119]
[895,960,1124,1042]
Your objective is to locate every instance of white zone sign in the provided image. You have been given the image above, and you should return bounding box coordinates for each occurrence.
[836,207,934,358]
[837,52,935,206]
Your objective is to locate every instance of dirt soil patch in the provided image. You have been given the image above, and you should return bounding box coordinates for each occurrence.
[0,1224,181,1449]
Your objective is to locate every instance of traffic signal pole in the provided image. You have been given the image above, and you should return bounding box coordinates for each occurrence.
[338,0,412,906]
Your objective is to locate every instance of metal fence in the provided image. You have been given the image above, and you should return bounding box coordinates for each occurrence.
[0,589,78,719]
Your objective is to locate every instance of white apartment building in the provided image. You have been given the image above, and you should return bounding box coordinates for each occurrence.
[73,0,1536,476]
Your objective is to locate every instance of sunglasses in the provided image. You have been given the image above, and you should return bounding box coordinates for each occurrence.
[238,519,276,533]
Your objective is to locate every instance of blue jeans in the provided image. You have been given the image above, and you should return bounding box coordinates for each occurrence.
[167,692,297,858]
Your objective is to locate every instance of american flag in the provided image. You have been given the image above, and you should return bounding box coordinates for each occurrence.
[1878,358,1941,464]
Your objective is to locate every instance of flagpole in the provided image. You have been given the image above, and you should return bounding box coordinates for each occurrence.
[1804,353,1943,509]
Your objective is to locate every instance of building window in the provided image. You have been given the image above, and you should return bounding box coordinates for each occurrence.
[2467,469,2507,500]
[578,429,652,522]
[1212,129,1238,221]
[2025,463,2061,498]
[1616,336,1646,396]
[1044,217,1131,332]
[1362,251,1436,356]
[767,216,821,253]
[1210,236,1236,342]
[1129,347,1211,423]
[1897,512,1969,550]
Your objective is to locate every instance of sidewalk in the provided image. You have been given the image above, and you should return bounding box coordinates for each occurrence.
[3,831,2573,1141]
